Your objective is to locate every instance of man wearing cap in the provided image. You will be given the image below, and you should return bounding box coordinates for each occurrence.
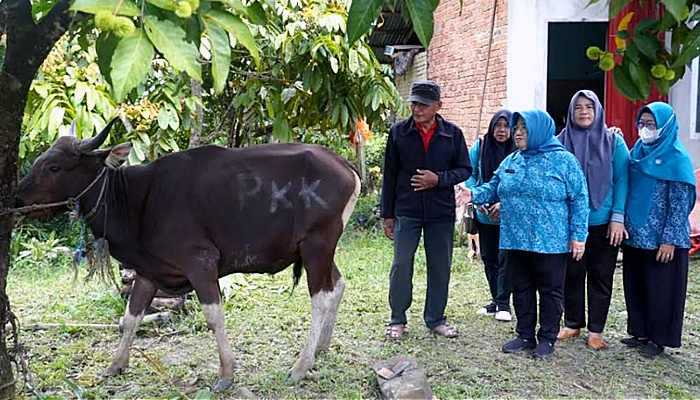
[380,80,472,340]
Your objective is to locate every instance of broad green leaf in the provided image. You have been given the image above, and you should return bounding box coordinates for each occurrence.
[70,0,140,16]
[330,56,339,73]
[349,49,360,74]
[660,0,686,22]
[609,0,635,18]
[244,1,268,26]
[202,18,231,93]
[157,107,170,130]
[272,115,292,142]
[202,10,260,65]
[144,16,202,81]
[671,22,700,68]
[147,0,178,11]
[626,41,640,64]
[429,0,439,10]
[628,61,650,100]
[111,30,154,102]
[404,0,435,47]
[633,34,660,59]
[86,87,96,110]
[48,107,65,137]
[633,18,659,35]
[347,0,384,45]
[75,81,88,104]
[96,33,119,86]
[613,62,642,100]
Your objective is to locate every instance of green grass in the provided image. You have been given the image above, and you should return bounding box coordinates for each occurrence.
[7,228,700,399]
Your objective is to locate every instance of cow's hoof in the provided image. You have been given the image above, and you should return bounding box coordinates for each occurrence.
[211,377,233,392]
[101,365,122,377]
[287,367,308,382]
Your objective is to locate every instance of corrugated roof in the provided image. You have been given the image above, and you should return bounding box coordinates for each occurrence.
[367,1,420,62]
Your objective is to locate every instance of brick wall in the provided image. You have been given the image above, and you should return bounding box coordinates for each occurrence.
[429,0,508,145]
[397,52,429,101]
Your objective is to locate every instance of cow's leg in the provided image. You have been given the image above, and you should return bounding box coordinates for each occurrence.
[103,274,157,376]
[289,229,343,381]
[316,263,344,354]
[187,263,236,392]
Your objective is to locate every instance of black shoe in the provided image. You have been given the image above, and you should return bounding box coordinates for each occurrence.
[621,336,649,347]
[640,342,664,357]
[502,337,536,353]
[532,341,555,358]
[477,303,497,316]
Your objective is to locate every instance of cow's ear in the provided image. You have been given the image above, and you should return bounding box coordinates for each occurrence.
[105,143,132,168]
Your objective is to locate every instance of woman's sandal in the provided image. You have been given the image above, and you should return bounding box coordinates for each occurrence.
[385,324,406,341]
[432,324,459,338]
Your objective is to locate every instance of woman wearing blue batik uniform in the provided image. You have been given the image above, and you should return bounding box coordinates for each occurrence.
[458,110,589,358]
[556,90,630,350]
[621,102,696,357]
[463,110,515,322]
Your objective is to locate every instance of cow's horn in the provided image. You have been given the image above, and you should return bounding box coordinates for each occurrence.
[76,117,121,153]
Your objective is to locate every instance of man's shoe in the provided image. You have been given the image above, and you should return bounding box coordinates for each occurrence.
[532,341,555,358]
[586,335,608,350]
[640,342,664,357]
[621,336,649,347]
[494,308,512,322]
[557,327,581,340]
[502,337,536,353]
[477,303,496,316]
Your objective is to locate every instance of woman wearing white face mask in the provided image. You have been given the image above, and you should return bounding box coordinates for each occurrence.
[622,102,696,357]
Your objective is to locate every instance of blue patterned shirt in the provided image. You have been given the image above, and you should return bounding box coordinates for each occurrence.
[625,180,695,250]
[472,150,589,254]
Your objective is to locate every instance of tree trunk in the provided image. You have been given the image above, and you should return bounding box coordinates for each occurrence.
[187,78,204,148]
[0,0,71,397]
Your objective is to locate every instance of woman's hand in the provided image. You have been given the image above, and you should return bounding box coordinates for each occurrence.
[609,126,623,135]
[607,222,628,246]
[456,186,472,206]
[570,240,586,261]
[656,243,676,263]
[488,202,501,221]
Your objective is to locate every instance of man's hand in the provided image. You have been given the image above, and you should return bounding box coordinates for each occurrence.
[607,221,628,247]
[383,218,395,240]
[570,240,586,261]
[656,243,675,263]
[488,202,501,221]
[411,169,438,191]
[455,186,472,206]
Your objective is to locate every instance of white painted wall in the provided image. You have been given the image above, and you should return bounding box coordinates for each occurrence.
[506,0,608,111]
[669,59,700,167]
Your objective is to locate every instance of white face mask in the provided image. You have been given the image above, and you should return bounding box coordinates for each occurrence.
[639,127,659,144]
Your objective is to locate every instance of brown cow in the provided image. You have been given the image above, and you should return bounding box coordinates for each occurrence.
[15,118,361,391]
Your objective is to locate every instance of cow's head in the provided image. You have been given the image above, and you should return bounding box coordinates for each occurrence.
[15,117,131,218]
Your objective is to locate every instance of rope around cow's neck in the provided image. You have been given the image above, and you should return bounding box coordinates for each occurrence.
[0,167,108,218]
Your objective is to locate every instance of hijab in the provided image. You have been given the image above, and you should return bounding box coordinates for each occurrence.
[480,110,515,182]
[626,102,696,227]
[557,90,615,210]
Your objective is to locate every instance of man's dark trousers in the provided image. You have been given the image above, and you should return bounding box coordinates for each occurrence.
[389,216,454,329]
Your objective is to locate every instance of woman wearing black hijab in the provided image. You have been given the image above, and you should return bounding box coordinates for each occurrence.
[463,110,516,321]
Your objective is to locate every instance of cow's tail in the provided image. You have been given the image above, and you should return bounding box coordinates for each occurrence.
[291,259,303,294]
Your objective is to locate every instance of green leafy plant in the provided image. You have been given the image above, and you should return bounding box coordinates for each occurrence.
[588,0,700,101]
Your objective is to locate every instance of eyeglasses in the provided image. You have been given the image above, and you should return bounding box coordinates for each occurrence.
[636,120,657,130]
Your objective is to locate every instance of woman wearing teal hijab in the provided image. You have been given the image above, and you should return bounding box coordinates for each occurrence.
[458,110,589,358]
[623,102,696,357]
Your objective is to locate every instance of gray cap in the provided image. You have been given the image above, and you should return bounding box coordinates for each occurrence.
[408,80,441,105]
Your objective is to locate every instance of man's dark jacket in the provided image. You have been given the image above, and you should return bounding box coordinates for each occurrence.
[380,114,472,223]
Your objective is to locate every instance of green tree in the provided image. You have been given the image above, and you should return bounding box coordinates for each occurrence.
[0,0,407,396]
[588,0,700,101]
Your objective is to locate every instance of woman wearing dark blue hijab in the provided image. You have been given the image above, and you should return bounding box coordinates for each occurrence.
[556,90,630,350]
[458,110,589,358]
[623,102,696,357]
[463,110,516,321]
